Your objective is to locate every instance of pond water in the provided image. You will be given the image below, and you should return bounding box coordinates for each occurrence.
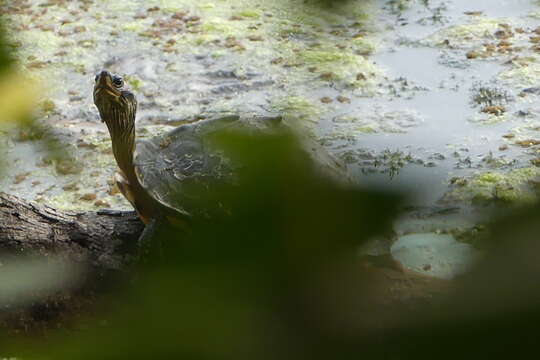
[347,0,540,214]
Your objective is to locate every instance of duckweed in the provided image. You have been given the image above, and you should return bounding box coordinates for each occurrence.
[122,22,147,32]
[300,50,356,64]
[447,167,540,204]
[500,58,540,87]
[237,10,261,19]
[40,99,56,114]
[126,75,143,91]
[199,3,216,10]
[201,19,242,35]
[425,18,506,48]
[271,96,321,122]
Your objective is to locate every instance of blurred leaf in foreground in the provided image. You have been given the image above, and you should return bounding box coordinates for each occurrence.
[0,16,34,126]
[0,16,73,180]
[0,13,67,180]
[0,21,14,73]
[0,72,39,126]
[0,258,83,307]
[5,129,401,359]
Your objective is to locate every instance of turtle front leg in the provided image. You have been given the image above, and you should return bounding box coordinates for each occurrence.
[137,218,165,262]
[114,172,137,210]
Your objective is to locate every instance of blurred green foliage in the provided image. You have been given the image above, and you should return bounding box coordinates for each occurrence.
[4,130,401,359]
[3,122,540,356]
[4,128,537,360]
[0,21,14,74]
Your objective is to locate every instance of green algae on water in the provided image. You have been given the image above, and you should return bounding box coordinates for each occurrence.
[271,95,322,122]
[446,167,540,204]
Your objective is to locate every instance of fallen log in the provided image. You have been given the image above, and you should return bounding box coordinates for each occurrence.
[0,192,144,271]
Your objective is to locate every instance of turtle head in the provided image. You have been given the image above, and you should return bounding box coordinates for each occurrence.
[93,70,136,124]
[93,70,138,177]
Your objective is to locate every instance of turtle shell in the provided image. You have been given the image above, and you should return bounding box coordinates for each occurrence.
[133,115,348,219]
[133,115,244,218]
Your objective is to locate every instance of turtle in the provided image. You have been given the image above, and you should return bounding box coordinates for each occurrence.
[92,70,347,248]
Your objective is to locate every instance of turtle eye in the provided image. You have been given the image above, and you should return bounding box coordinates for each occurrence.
[94,74,99,82]
[112,76,123,87]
